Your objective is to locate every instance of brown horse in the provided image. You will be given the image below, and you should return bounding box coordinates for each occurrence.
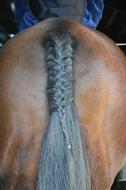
[0,18,126,190]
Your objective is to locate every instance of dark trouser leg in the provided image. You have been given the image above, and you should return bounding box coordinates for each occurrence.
[28,0,87,22]
[116,164,126,182]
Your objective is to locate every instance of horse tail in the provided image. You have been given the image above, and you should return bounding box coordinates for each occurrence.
[37,26,91,190]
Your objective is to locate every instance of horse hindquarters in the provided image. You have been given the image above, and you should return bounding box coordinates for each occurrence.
[1,18,126,190]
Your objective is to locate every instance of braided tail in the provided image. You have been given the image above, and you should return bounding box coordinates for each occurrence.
[37,29,91,190]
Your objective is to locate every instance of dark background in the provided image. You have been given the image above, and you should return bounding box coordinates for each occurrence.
[98,0,126,43]
[0,0,126,189]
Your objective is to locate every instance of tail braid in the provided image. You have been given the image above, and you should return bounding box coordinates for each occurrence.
[45,32,74,112]
[45,32,75,148]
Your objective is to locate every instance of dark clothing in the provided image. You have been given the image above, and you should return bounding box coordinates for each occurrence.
[28,0,87,22]
[116,165,126,182]
[14,0,104,31]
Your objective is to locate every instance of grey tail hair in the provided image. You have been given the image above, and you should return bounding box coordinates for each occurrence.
[37,28,91,190]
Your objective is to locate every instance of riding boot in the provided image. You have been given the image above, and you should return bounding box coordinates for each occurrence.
[28,0,87,22]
